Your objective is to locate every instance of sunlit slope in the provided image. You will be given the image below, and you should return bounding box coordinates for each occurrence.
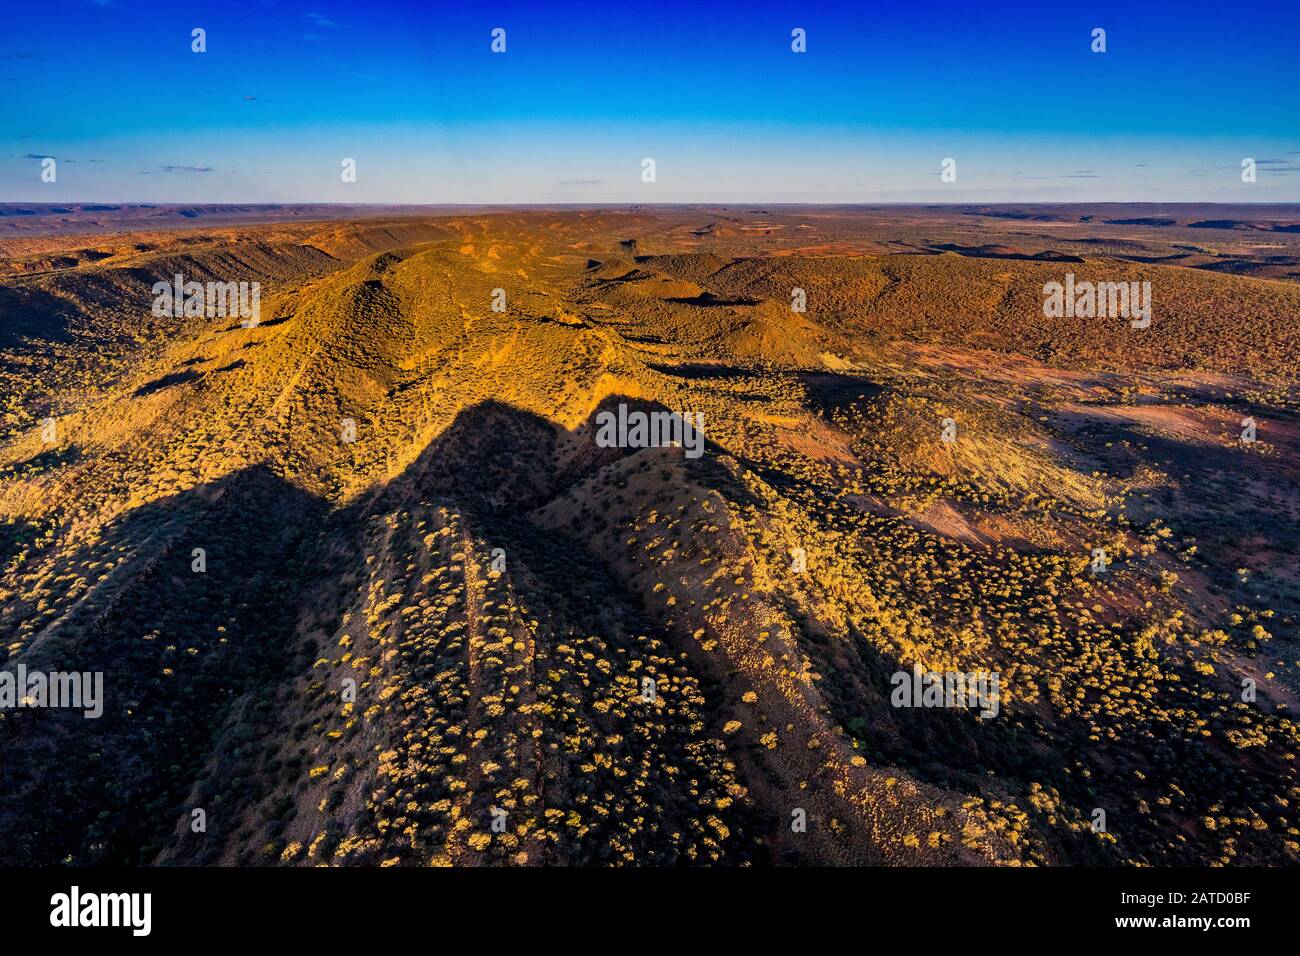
[1,211,1297,866]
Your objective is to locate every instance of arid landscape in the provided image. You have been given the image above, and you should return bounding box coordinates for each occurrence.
[1,204,1298,867]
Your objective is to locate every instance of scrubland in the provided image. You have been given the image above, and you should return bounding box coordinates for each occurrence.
[1,207,1297,866]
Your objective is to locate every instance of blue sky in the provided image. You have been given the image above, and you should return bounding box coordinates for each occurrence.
[1,0,1297,203]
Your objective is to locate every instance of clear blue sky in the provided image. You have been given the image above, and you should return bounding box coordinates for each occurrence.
[1,0,1297,203]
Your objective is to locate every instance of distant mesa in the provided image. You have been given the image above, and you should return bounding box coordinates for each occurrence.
[927,242,1083,263]
[1104,217,1177,227]
[1188,219,1300,232]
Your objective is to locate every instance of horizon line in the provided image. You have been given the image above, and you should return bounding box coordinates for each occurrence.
[5,200,1300,208]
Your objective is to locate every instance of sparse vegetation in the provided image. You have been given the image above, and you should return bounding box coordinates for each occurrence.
[1,208,1296,866]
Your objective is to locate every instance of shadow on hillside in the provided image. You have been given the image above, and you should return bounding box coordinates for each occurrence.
[0,285,75,348]
[0,395,756,865]
[393,400,1166,863]
[647,361,757,380]
[797,371,885,414]
[0,515,40,569]
[665,293,761,307]
[10,392,1169,866]
[1065,418,1280,483]
[370,395,746,519]
[0,464,328,866]
[807,608,1288,865]
[12,443,82,473]
[134,369,201,396]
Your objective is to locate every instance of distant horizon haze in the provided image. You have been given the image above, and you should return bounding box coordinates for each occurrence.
[1,0,1296,204]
